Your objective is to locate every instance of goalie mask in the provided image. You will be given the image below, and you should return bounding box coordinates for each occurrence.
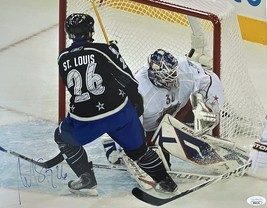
[65,13,95,41]
[148,49,179,89]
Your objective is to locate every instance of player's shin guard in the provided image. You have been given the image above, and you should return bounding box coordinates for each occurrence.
[124,143,168,183]
[137,148,168,183]
[54,128,93,177]
[136,148,178,193]
[124,143,178,193]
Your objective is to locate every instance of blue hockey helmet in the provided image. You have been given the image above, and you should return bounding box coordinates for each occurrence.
[148,49,179,89]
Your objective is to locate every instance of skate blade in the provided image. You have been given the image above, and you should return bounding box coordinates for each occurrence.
[69,187,98,196]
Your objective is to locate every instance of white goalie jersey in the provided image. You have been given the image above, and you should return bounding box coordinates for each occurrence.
[135,55,224,132]
[103,53,224,166]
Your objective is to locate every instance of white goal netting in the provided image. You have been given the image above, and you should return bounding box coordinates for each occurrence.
[60,0,266,146]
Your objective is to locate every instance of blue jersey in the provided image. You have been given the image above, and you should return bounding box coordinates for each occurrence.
[58,41,139,120]
[58,41,145,150]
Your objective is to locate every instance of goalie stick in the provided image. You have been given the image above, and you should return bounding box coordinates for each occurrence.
[132,162,251,206]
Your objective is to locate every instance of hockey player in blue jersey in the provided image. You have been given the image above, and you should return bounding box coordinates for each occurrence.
[54,13,178,195]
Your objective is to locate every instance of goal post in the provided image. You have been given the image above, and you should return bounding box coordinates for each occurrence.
[58,0,266,144]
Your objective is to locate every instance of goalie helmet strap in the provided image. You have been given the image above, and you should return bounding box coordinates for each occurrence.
[253,142,267,153]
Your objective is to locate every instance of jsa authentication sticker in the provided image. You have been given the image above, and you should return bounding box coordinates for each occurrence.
[247,196,266,206]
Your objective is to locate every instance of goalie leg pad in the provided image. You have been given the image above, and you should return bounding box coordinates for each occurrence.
[151,114,249,173]
[151,115,222,164]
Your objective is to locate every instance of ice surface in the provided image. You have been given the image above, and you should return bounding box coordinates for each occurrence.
[0,0,267,208]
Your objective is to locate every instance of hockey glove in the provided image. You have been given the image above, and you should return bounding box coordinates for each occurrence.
[191,93,219,136]
[129,92,144,117]
[248,125,267,179]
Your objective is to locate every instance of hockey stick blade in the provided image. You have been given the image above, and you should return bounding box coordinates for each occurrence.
[132,162,251,206]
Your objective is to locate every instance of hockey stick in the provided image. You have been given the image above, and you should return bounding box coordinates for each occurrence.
[132,162,251,206]
[0,145,127,171]
[0,145,124,170]
[0,145,64,168]
[90,0,110,44]
[0,145,215,182]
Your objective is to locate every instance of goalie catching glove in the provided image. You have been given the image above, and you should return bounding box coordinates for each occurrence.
[248,123,267,179]
[191,93,220,136]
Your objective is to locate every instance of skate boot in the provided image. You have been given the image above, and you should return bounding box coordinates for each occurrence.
[154,174,178,194]
[68,170,98,196]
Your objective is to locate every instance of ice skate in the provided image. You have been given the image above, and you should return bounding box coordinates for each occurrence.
[154,175,178,194]
[68,172,98,196]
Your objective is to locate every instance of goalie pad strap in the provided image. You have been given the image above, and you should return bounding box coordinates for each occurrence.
[253,142,267,153]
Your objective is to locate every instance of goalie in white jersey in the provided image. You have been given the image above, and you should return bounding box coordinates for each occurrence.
[103,49,224,165]
[136,49,223,137]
